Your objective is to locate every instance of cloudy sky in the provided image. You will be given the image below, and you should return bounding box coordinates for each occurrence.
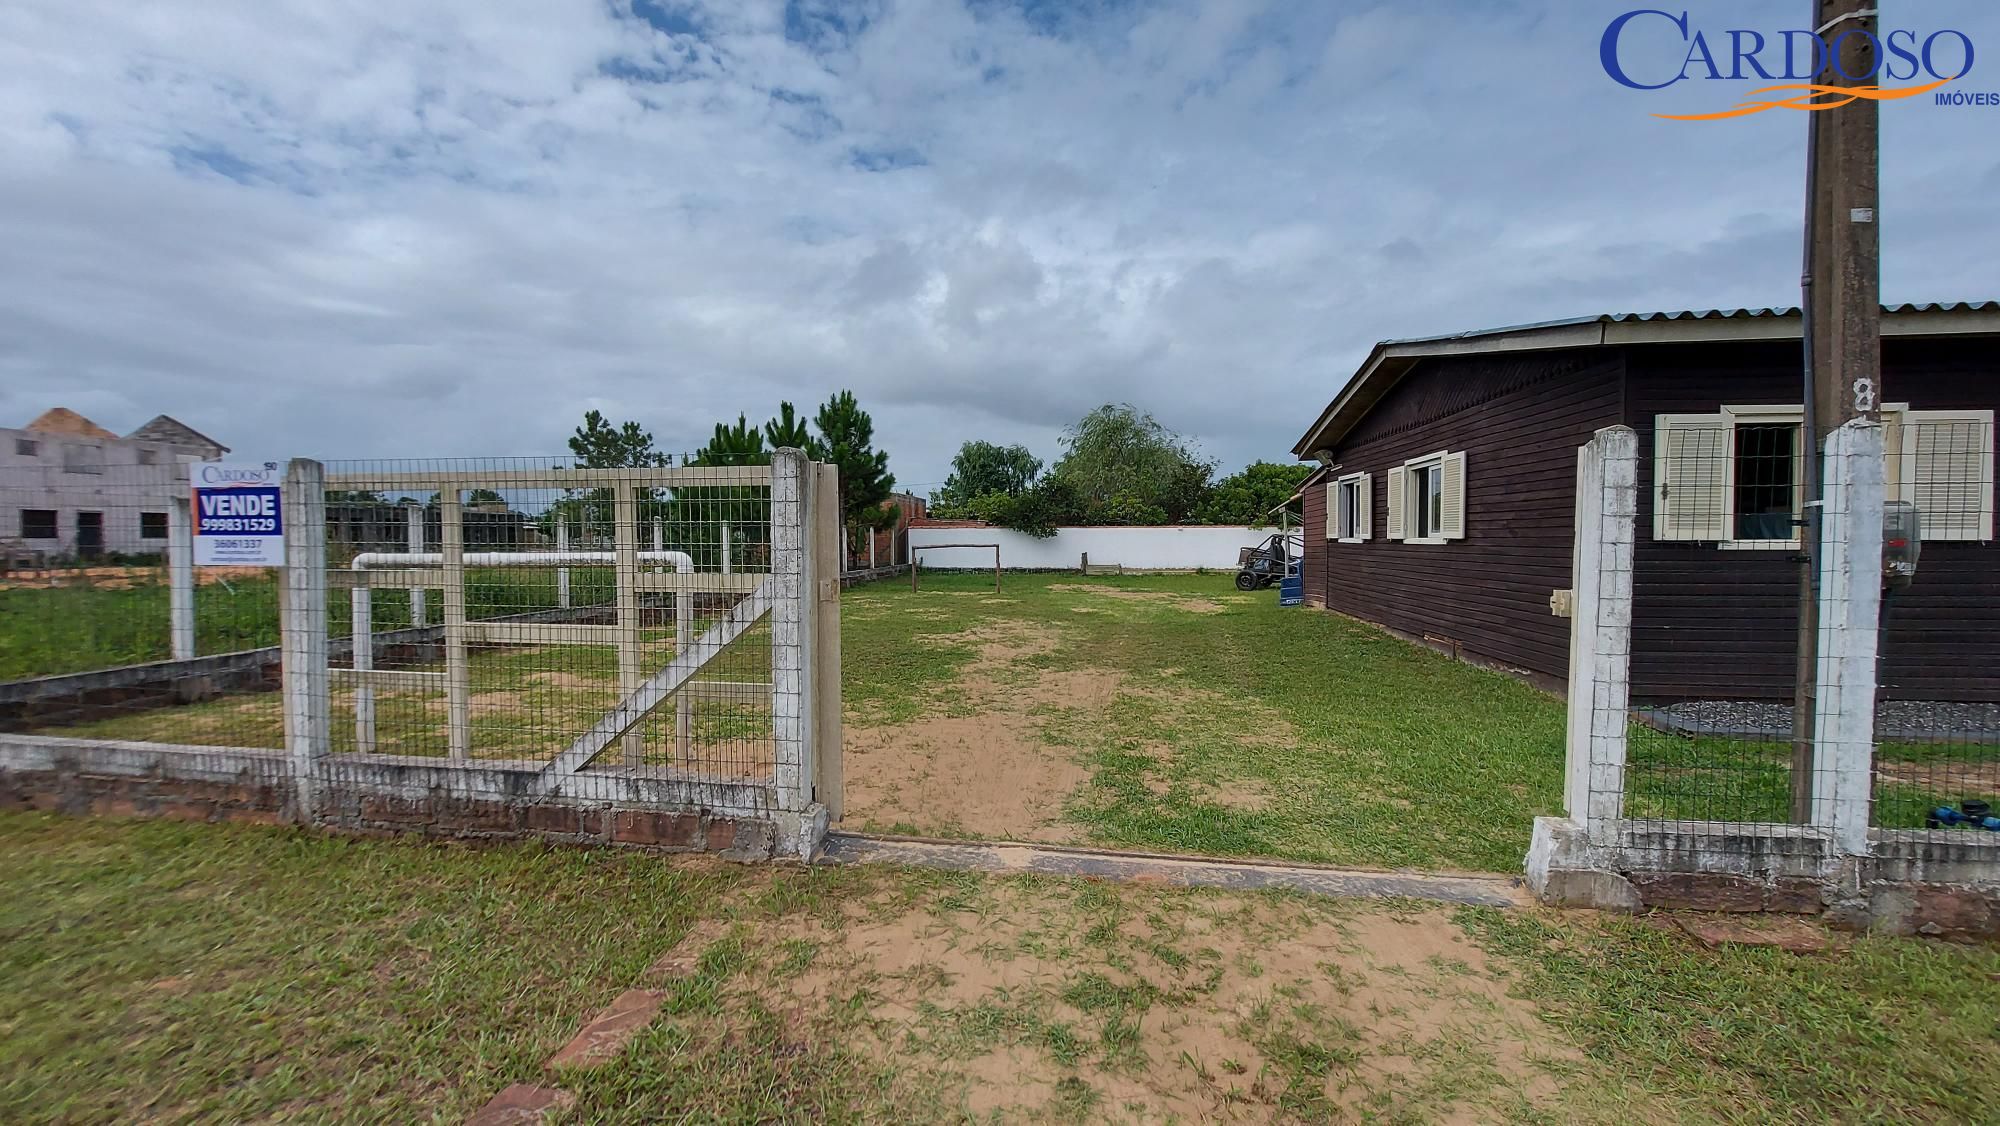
[2,0,1993,489]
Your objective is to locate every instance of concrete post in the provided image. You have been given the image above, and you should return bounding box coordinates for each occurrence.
[440,486,471,761]
[721,522,732,574]
[613,484,642,766]
[1563,426,1637,842]
[1812,419,1885,856]
[555,518,571,610]
[280,459,330,819]
[405,502,426,626]
[167,494,196,661]
[813,462,843,818]
[770,448,812,812]
[351,579,376,754]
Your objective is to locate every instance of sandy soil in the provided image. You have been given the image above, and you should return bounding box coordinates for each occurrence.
[1049,583,1229,614]
[0,565,269,590]
[691,873,1570,1122]
[843,622,1117,841]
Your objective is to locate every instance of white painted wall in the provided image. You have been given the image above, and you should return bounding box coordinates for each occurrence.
[908,524,1272,571]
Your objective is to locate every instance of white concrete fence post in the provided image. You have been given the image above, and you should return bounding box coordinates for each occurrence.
[167,493,196,661]
[1563,425,1637,842]
[280,459,330,820]
[769,448,814,812]
[554,517,571,610]
[404,501,427,626]
[1811,418,1886,857]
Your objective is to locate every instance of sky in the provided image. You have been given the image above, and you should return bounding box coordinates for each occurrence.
[1,0,1994,492]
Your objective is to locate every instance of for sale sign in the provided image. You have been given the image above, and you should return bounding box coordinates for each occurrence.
[192,461,285,567]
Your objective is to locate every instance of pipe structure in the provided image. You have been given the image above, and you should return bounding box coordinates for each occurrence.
[348,548,700,760]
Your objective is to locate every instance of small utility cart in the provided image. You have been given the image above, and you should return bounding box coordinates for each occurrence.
[1235,498,1304,600]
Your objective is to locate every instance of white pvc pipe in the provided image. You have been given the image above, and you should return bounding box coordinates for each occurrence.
[404,503,426,626]
[555,521,571,608]
[351,550,694,571]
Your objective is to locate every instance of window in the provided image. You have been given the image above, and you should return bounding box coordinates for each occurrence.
[1386,451,1466,544]
[137,447,158,466]
[1327,472,1371,542]
[62,442,103,474]
[141,512,168,540]
[21,509,57,539]
[1655,405,1992,545]
[13,438,37,456]
[1732,421,1800,544]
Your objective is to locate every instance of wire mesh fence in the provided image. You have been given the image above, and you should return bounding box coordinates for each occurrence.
[1604,409,1997,843]
[2,460,277,683]
[1623,412,1823,831]
[314,459,782,788]
[1872,412,1998,839]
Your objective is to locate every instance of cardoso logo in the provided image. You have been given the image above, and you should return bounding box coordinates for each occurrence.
[195,462,279,486]
[1601,9,1978,120]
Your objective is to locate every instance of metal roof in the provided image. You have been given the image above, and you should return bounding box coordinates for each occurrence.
[1378,301,1999,349]
[1293,300,2000,458]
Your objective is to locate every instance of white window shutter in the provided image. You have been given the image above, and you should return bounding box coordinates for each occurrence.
[1904,409,1995,541]
[1440,452,1467,540]
[1883,408,1905,503]
[1324,482,1339,540]
[1357,473,1373,540]
[1384,466,1405,541]
[1653,413,1729,541]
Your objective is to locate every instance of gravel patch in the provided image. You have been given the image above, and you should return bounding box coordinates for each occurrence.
[1637,700,2000,744]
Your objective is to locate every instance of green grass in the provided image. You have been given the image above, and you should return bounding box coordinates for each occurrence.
[1460,905,2000,1123]
[5,812,1997,1123]
[0,567,623,680]
[843,572,1569,871]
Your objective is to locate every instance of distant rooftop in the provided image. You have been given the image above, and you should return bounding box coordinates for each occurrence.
[23,407,119,440]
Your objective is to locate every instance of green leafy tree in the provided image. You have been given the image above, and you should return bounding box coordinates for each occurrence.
[1195,461,1314,525]
[325,489,387,505]
[1049,404,1214,524]
[931,441,1042,514]
[813,391,896,530]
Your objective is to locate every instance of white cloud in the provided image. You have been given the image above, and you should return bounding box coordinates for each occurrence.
[0,0,1993,486]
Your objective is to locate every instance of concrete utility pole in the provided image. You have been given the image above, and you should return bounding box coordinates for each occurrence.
[1792,0,1884,822]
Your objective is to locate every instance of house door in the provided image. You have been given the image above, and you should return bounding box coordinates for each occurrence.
[76,511,104,559]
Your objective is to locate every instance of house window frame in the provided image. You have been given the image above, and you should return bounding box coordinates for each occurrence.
[13,438,38,457]
[1402,451,1448,545]
[140,511,169,540]
[1333,472,1366,543]
[1718,405,1805,551]
[21,509,59,539]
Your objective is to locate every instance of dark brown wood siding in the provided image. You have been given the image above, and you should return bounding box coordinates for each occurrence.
[1628,336,1999,702]
[1300,469,1327,606]
[1306,350,1624,682]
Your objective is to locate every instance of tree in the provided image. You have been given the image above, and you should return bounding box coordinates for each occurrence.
[762,401,820,456]
[569,409,665,469]
[1195,461,1314,525]
[466,488,508,509]
[325,489,387,505]
[932,441,1041,512]
[813,391,896,530]
[1049,404,1215,524]
[690,414,769,468]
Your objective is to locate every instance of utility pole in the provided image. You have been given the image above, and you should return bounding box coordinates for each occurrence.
[1792,0,1884,822]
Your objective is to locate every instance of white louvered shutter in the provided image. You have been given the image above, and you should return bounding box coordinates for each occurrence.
[1903,409,1995,541]
[1439,452,1467,540]
[1384,466,1405,541]
[1324,482,1339,540]
[1652,413,1729,541]
[1356,473,1373,540]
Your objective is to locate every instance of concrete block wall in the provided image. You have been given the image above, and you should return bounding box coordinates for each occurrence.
[0,735,802,862]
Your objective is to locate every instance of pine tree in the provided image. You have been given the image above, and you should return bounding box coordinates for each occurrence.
[813,391,895,529]
[762,401,821,456]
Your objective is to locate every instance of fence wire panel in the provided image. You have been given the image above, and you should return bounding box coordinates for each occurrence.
[1,458,281,746]
[1873,413,1998,837]
[1624,415,1819,830]
[318,460,782,799]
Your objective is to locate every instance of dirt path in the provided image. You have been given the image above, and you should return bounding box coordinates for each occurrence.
[843,621,1104,841]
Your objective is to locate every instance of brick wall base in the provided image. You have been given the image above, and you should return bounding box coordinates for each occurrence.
[0,734,823,862]
[1527,816,2000,941]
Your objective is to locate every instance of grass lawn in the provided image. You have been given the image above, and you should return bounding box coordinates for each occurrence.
[842,572,1569,871]
[3,813,1997,1123]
